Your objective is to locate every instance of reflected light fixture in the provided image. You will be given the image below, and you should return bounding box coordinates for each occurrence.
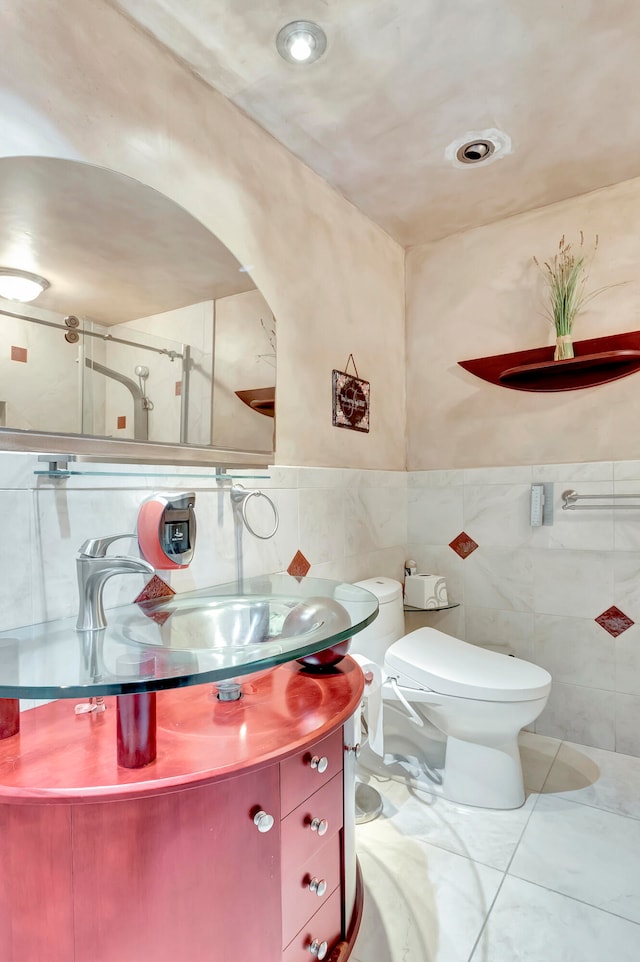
[276,20,327,64]
[0,268,49,302]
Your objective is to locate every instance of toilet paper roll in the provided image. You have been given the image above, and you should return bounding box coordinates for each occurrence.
[404,574,448,609]
[350,654,384,757]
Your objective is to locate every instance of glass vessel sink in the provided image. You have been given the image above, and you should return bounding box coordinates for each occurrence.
[0,575,378,699]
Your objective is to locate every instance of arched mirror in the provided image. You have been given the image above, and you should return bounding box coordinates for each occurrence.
[0,158,275,463]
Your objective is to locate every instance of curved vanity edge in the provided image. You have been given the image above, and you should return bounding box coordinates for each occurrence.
[0,657,365,803]
[338,859,365,962]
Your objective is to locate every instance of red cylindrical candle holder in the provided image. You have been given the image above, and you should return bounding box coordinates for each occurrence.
[116,692,157,768]
[0,698,20,739]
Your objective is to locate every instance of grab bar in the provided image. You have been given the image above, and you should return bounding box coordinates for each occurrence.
[562,489,640,510]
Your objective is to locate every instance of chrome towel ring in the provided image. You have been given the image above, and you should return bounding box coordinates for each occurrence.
[230,484,279,540]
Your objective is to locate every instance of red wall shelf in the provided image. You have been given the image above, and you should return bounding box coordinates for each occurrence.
[458,330,640,392]
[235,386,275,416]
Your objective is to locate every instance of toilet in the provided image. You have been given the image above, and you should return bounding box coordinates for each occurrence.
[348,577,551,810]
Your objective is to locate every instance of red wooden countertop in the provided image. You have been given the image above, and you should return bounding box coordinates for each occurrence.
[0,658,364,804]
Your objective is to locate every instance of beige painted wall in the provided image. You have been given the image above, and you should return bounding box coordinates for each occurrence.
[407,177,640,470]
[212,290,275,454]
[0,0,405,470]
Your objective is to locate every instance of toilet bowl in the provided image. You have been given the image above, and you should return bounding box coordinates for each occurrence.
[348,577,551,809]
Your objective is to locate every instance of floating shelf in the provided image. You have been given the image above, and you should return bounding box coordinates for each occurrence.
[34,467,270,481]
[235,387,275,417]
[459,331,640,392]
[404,602,460,612]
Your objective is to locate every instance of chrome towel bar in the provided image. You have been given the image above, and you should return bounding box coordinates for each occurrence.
[562,489,640,510]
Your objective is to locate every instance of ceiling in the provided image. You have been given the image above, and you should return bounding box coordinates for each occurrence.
[110,0,640,248]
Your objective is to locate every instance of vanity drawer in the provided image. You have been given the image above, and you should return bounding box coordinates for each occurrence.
[281,728,344,817]
[282,773,343,873]
[283,887,342,962]
[282,833,341,948]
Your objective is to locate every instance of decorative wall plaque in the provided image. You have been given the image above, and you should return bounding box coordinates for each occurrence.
[332,354,370,433]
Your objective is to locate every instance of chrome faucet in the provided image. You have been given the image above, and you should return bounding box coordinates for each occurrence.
[76,534,155,631]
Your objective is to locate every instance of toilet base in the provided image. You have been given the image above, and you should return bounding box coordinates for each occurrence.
[357,705,528,810]
[383,682,548,809]
[442,734,524,809]
[355,780,384,824]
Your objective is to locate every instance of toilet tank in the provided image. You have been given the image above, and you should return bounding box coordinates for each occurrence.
[348,577,404,664]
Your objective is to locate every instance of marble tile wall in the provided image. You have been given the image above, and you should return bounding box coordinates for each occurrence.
[0,298,83,435]
[109,301,214,447]
[0,453,407,634]
[8,449,640,758]
[407,460,640,757]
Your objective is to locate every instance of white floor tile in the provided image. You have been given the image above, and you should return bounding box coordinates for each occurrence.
[363,774,537,872]
[509,795,640,923]
[353,814,502,962]
[471,875,640,962]
[543,740,640,818]
[518,731,561,792]
[355,738,640,960]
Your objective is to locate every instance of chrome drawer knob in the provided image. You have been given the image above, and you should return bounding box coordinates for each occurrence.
[310,817,328,836]
[345,742,361,758]
[308,877,327,897]
[310,755,328,774]
[253,810,275,833]
[309,939,328,959]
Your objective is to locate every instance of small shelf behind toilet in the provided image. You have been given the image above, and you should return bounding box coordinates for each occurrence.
[403,602,460,612]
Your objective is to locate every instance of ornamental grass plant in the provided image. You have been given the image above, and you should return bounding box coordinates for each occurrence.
[533,233,607,359]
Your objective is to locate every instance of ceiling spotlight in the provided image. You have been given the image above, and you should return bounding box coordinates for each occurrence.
[445,129,512,169]
[0,268,49,302]
[276,21,327,64]
[456,140,495,164]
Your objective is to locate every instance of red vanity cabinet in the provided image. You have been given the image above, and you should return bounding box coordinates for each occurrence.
[71,765,282,962]
[0,658,364,962]
[280,728,345,816]
[283,889,343,962]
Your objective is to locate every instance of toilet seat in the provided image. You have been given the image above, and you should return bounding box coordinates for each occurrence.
[385,628,551,703]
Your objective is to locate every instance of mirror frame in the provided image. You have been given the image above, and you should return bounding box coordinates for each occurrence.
[0,428,272,468]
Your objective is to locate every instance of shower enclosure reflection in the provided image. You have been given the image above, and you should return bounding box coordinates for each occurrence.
[0,298,203,445]
[0,157,277,457]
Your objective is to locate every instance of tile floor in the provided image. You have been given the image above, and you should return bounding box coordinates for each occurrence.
[352,733,640,961]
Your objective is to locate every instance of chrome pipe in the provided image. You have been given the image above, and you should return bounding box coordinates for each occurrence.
[85,358,149,441]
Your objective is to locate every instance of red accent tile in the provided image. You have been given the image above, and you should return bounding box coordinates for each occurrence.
[449,532,479,559]
[287,550,311,578]
[175,381,182,396]
[595,606,635,637]
[135,575,175,605]
[11,346,27,363]
[134,575,176,625]
[117,416,126,430]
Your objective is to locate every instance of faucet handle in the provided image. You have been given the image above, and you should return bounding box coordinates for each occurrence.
[78,533,136,558]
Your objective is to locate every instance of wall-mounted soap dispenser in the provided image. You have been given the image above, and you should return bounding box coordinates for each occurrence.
[137,492,196,569]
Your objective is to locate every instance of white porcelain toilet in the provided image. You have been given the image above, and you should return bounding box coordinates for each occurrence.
[348,577,552,810]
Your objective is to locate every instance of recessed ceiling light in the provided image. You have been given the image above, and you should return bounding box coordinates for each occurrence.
[276,21,327,64]
[445,129,512,169]
[0,268,49,302]
[456,140,495,164]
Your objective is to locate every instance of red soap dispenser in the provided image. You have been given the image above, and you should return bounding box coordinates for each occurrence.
[137,492,196,569]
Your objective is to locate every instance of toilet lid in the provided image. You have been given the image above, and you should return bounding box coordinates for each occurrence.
[384,628,551,702]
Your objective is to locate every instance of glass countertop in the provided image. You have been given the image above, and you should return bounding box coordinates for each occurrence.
[0,575,378,699]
